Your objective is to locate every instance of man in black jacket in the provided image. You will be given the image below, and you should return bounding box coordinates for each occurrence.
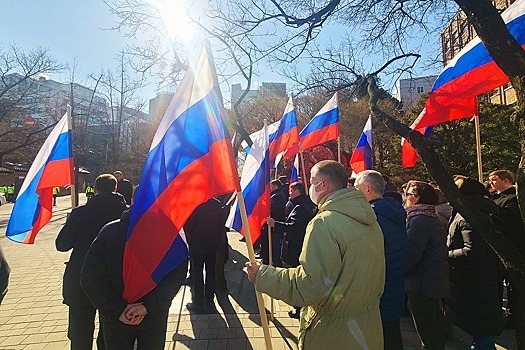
[56,174,127,350]
[184,198,224,313]
[81,208,188,350]
[114,170,133,205]
[266,181,316,318]
[489,169,525,327]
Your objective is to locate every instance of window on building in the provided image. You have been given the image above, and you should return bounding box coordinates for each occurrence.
[416,86,424,94]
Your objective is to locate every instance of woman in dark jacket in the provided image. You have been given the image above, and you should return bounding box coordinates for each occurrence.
[405,180,450,350]
[446,176,504,350]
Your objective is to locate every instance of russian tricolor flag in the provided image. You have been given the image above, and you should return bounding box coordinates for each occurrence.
[269,97,300,164]
[350,116,373,174]
[300,92,339,151]
[402,0,525,167]
[401,109,434,168]
[6,109,74,244]
[227,121,270,244]
[122,46,238,302]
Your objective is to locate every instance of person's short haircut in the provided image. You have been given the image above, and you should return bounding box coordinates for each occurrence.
[355,170,386,196]
[489,170,514,184]
[289,182,306,195]
[270,179,283,189]
[278,175,288,185]
[94,174,117,194]
[311,160,348,190]
[113,170,123,176]
[348,177,356,187]
[406,180,438,205]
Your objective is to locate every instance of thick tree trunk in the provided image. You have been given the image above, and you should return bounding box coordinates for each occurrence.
[367,76,525,348]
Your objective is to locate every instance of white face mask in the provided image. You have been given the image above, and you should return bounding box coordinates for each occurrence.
[309,181,323,205]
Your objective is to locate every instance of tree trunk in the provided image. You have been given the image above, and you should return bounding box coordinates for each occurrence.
[368,75,525,348]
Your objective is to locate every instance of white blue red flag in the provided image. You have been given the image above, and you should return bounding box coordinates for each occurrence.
[227,121,270,244]
[122,46,238,302]
[6,109,74,244]
[350,116,373,174]
[401,109,435,168]
[290,154,299,183]
[269,97,300,165]
[299,92,339,151]
[402,0,525,166]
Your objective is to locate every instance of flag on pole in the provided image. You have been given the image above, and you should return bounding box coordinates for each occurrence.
[350,116,373,174]
[290,154,299,183]
[269,96,300,165]
[6,109,74,244]
[401,109,434,168]
[227,121,271,244]
[122,46,238,302]
[406,0,525,132]
[299,92,339,151]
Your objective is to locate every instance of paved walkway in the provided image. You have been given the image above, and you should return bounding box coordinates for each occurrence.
[0,195,518,349]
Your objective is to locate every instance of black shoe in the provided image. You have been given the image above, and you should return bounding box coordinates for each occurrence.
[205,302,218,313]
[288,310,300,319]
[186,302,205,313]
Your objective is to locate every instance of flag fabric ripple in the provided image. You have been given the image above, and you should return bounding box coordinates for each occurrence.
[6,111,74,244]
[401,0,525,167]
[122,47,238,302]
[269,97,300,164]
[350,116,373,174]
[299,92,339,151]
[290,154,299,183]
[401,109,434,168]
[227,122,270,244]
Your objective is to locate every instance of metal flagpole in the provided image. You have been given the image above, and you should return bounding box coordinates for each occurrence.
[474,114,483,183]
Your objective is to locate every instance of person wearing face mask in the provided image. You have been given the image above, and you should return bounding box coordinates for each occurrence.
[245,160,386,350]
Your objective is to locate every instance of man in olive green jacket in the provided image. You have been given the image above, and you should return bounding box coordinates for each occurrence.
[246,160,385,349]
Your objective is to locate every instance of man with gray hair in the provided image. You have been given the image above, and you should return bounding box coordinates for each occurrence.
[354,170,408,350]
[246,161,385,349]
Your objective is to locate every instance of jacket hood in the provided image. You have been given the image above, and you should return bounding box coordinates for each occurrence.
[318,188,377,225]
[371,197,406,226]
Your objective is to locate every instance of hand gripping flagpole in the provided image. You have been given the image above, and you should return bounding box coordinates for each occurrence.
[236,192,274,350]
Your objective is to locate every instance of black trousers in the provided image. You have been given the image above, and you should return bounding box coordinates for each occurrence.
[191,251,217,306]
[101,313,168,350]
[408,292,445,350]
[68,305,105,350]
[382,318,403,350]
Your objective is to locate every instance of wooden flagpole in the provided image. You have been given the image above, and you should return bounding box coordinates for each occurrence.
[267,224,275,320]
[67,105,77,209]
[236,191,273,350]
[474,115,483,183]
[337,136,341,163]
[300,146,308,187]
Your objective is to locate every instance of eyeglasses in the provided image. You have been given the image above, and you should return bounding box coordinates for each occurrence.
[405,192,417,197]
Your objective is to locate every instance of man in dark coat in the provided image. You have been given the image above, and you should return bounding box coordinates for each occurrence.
[260,180,286,267]
[184,197,224,313]
[81,208,187,350]
[355,170,408,350]
[489,169,525,327]
[267,181,316,319]
[114,171,133,205]
[56,174,127,350]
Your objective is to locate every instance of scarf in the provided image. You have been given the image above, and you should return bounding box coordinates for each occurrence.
[406,203,437,221]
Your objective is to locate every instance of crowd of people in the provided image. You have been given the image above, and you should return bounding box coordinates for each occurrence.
[2,164,520,350]
[247,164,522,350]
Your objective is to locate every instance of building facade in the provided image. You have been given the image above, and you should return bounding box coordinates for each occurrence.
[440,0,517,105]
[393,75,438,111]
[230,82,287,108]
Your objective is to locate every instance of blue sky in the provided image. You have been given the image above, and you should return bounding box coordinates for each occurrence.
[1,0,441,106]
